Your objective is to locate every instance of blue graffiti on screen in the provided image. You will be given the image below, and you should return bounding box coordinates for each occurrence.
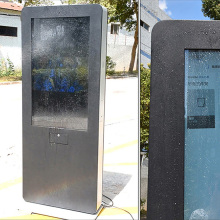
[33,68,84,93]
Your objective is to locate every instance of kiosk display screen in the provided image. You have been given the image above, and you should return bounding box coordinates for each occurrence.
[185,50,220,219]
[31,17,89,130]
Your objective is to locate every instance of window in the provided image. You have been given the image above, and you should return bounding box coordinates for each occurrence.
[140,20,150,31]
[111,23,120,35]
[0,26,17,37]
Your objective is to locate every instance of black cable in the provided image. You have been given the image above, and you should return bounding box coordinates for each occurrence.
[95,194,134,220]
[102,194,114,207]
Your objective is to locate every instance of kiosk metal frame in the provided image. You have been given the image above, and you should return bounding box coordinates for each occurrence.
[22,5,107,214]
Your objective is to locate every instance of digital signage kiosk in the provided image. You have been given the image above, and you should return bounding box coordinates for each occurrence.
[22,5,107,214]
[148,21,220,219]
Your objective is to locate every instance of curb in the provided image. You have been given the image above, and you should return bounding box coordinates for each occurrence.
[0,81,22,86]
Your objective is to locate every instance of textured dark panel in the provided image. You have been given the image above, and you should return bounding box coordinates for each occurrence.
[147,20,220,220]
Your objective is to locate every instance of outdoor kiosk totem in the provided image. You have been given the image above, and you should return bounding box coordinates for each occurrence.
[22,5,107,214]
[148,20,220,220]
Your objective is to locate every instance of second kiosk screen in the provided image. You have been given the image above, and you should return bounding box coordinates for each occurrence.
[185,50,220,219]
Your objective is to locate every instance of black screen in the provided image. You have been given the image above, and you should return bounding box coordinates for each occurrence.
[31,17,89,130]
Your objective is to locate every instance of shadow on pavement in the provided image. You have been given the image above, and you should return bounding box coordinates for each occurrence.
[102,171,132,203]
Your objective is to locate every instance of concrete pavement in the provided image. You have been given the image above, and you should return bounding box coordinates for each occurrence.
[0,77,138,220]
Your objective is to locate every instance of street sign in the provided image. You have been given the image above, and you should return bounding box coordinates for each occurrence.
[22,5,107,214]
[148,20,220,220]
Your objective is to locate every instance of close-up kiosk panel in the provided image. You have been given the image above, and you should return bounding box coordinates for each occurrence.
[22,5,107,214]
[148,21,220,220]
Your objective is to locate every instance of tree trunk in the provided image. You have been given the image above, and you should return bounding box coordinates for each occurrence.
[129,0,138,73]
[128,24,138,73]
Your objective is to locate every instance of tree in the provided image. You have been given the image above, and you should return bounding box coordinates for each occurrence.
[64,0,138,73]
[110,0,138,73]
[202,0,220,20]
[23,0,54,6]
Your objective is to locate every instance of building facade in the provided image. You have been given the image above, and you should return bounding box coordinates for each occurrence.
[107,23,137,72]
[140,0,171,67]
[0,1,22,70]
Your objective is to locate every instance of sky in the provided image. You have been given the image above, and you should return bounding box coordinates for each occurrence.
[159,0,210,20]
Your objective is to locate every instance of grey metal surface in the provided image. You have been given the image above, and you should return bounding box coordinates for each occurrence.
[148,20,220,220]
[22,5,107,214]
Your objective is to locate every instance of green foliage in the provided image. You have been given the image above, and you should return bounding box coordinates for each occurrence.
[0,58,16,77]
[24,0,54,6]
[109,0,138,32]
[106,56,116,75]
[0,71,22,82]
[61,0,78,4]
[140,64,151,152]
[140,199,147,217]
[89,0,117,23]
[202,0,220,20]
[7,57,15,75]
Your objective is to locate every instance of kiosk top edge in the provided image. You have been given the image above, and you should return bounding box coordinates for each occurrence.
[21,4,106,17]
[152,20,220,41]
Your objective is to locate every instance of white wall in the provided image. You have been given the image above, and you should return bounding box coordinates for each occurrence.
[107,24,137,71]
[0,14,22,70]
